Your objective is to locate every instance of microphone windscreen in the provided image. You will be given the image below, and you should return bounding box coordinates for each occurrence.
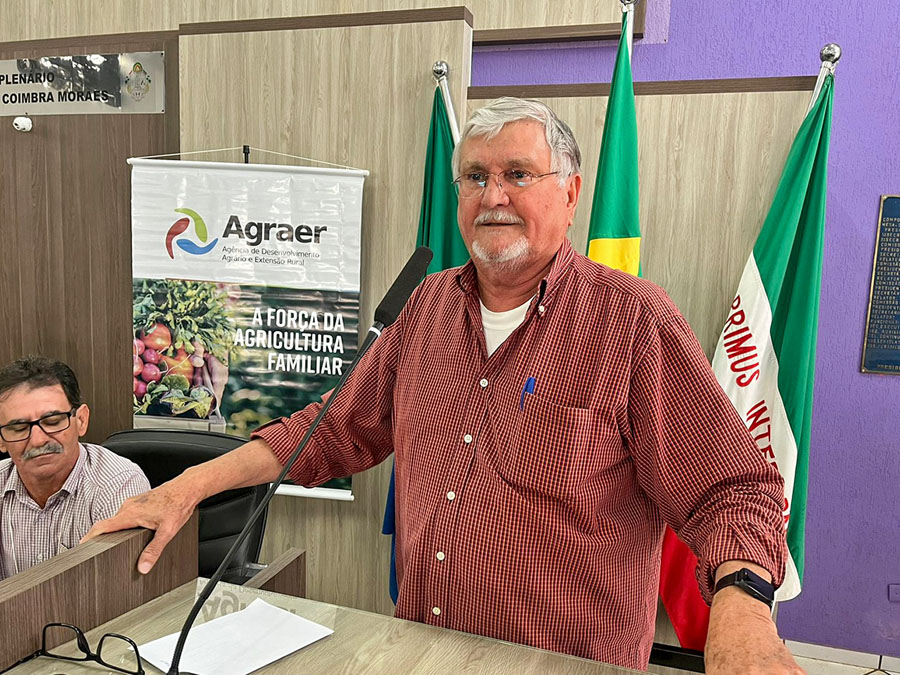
[374,246,433,327]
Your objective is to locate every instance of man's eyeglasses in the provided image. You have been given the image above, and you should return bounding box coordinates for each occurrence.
[0,407,78,442]
[28,622,145,674]
[453,169,559,200]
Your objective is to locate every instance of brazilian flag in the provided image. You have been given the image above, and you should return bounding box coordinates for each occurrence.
[586,11,640,275]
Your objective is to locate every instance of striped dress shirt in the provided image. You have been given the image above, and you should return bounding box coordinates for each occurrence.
[0,442,150,580]
[254,239,787,669]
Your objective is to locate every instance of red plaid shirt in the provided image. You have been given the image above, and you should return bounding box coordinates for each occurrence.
[254,239,786,669]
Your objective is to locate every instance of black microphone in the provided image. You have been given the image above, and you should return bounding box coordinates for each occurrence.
[166,245,432,675]
[375,246,433,327]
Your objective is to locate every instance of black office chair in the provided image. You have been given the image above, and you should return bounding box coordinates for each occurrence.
[103,428,270,585]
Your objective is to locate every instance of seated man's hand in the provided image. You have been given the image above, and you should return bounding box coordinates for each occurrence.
[706,584,805,674]
[82,475,200,574]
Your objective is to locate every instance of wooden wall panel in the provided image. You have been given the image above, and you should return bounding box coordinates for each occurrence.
[0,2,176,43]
[467,89,810,358]
[178,1,626,34]
[0,0,628,44]
[178,17,471,617]
[0,37,179,444]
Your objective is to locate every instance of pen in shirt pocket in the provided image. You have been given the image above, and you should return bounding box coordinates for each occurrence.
[519,376,536,410]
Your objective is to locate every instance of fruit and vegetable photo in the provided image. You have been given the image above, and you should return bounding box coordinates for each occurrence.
[132,279,236,419]
[131,279,358,491]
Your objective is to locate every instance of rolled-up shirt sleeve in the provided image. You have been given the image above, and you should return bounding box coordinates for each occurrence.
[625,312,787,603]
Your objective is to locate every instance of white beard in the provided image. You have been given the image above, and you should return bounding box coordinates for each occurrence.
[471,235,530,268]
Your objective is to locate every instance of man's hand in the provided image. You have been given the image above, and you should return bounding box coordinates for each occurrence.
[81,474,201,574]
[705,562,805,674]
[81,439,283,574]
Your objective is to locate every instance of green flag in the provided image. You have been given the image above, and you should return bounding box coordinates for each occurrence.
[416,87,468,274]
[712,73,834,600]
[586,11,640,276]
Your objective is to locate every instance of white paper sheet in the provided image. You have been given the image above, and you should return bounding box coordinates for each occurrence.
[140,598,333,675]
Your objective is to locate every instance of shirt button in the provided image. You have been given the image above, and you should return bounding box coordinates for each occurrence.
[463,433,472,444]
[446,491,456,501]
[432,606,441,616]
[538,304,546,314]
[436,551,446,561]
[479,378,488,388]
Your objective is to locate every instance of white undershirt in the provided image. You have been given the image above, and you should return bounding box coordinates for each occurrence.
[480,297,532,356]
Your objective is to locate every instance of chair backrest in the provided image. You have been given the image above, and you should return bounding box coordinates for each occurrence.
[103,429,269,579]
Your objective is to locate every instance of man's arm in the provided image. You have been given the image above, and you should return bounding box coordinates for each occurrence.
[82,438,283,573]
[625,312,799,673]
[707,561,804,674]
[86,281,419,574]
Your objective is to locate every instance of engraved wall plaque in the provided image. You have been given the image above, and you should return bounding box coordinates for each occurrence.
[862,195,900,374]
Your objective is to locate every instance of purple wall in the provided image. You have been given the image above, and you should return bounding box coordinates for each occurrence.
[472,1,900,657]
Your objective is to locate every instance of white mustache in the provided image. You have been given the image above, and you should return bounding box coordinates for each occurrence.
[474,210,524,227]
[23,442,63,460]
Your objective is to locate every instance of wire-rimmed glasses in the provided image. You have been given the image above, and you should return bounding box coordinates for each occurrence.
[452,168,559,199]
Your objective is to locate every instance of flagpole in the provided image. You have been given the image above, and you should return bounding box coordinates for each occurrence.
[807,43,841,113]
[432,61,461,145]
[621,0,637,62]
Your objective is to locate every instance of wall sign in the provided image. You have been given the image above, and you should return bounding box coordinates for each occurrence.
[0,51,164,116]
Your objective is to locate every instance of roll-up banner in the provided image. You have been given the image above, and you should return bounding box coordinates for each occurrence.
[129,158,366,500]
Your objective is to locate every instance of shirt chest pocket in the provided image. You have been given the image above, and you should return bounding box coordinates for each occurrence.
[499,394,624,502]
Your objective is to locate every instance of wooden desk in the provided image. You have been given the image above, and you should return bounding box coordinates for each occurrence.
[0,518,198,671]
[7,579,690,674]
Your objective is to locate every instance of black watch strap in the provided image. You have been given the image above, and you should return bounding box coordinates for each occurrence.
[714,568,775,608]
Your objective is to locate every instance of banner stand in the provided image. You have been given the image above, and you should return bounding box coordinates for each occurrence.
[129,156,366,500]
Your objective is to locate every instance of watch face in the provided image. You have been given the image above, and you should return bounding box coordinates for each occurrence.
[736,569,775,605]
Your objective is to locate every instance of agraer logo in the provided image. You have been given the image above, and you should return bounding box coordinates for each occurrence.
[165,208,219,258]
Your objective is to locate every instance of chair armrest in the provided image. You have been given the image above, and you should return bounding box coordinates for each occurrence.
[220,562,267,586]
[649,643,705,672]
[242,548,306,598]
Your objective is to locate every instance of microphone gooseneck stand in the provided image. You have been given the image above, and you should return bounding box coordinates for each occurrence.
[166,246,433,675]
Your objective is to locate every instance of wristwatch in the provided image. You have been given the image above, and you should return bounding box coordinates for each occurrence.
[713,568,775,608]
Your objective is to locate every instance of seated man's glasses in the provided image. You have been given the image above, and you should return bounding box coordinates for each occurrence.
[453,168,559,199]
[0,407,78,442]
[29,622,145,675]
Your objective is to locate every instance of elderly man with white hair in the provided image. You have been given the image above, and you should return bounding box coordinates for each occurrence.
[88,97,800,673]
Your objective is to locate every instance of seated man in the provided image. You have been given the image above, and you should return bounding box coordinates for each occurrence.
[0,356,150,580]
